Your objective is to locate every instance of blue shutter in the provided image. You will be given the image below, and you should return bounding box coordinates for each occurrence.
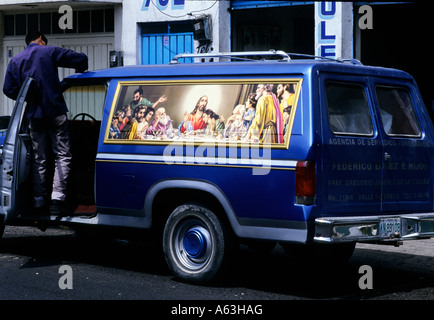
[141,32,194,65]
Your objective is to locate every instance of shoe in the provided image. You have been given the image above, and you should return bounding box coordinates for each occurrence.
[50,199,67,215]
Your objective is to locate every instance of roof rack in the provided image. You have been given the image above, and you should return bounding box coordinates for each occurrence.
[170,50,290,64]
[169,50,363,65]
[285,53,363,65]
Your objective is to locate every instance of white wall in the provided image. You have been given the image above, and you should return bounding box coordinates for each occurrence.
[121,0,231,65]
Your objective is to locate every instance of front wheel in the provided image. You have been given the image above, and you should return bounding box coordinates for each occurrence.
[163,204,231,283]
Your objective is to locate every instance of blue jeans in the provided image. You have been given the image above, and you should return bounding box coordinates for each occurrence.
[29,114,72,207]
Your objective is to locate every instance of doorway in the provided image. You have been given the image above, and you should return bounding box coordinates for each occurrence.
[355,2,434,120]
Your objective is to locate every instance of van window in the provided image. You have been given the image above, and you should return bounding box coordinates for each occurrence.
[376,86,421,137]
[63,85,107,121]
[326,82,373,136]
[105,80,301,146]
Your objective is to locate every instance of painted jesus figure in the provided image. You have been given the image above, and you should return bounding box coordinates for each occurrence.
[180,95,208,134]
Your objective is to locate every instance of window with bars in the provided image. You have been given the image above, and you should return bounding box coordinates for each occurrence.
[3,8,114,36]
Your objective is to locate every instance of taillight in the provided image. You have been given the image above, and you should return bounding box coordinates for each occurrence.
[295,161,316,205]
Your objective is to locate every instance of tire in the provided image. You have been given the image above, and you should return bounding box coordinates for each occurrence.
[163,204,231,283]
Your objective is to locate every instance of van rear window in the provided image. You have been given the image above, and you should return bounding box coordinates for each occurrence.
[326,82,373,136]
[376,86,421,137]
[105,80,301,147]
[64,85,106,121]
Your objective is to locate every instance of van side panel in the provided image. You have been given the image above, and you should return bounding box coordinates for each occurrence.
[93,76,316,242]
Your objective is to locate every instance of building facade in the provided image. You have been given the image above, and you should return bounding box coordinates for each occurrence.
[0,1,432,119]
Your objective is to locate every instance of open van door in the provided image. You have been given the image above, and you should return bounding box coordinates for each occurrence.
[0,77,35,223]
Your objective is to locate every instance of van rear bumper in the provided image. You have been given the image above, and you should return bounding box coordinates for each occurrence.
[314,213,434,243]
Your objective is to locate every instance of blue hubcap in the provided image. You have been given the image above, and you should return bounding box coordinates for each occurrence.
[183,227,207,258]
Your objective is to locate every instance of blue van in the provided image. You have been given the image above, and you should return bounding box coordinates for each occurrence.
[1,51,433,283]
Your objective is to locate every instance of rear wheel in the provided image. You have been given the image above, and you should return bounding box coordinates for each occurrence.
[163,204,231,283]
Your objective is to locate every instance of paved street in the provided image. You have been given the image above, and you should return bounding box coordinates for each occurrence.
[0,225,432,303]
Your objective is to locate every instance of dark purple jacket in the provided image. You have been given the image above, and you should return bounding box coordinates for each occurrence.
[3,43,88,118]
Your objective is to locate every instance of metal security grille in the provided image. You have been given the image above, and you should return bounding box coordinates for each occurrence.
[141,33,194,65]
[3,8,114,36]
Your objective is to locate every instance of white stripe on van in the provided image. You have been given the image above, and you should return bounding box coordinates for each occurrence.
[96,153,298,170]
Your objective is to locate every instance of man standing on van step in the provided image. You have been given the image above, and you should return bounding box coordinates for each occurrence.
[3,31,88,215]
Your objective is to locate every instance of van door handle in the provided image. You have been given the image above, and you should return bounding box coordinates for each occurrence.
[384,152,391,162]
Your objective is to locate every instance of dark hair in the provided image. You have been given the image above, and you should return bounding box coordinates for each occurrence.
[134,104,147,115]
[26,31,48,46]
[134,88,143,96]
[247,93,257,109]
[121,104,131,112]
[144,106,155,118]
[204,109,214,117]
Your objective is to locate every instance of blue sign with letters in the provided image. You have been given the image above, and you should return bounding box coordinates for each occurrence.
[142,0,185,11]
[316,2,337,58]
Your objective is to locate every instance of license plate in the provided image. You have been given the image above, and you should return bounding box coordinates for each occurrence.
[379,218,401,238]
